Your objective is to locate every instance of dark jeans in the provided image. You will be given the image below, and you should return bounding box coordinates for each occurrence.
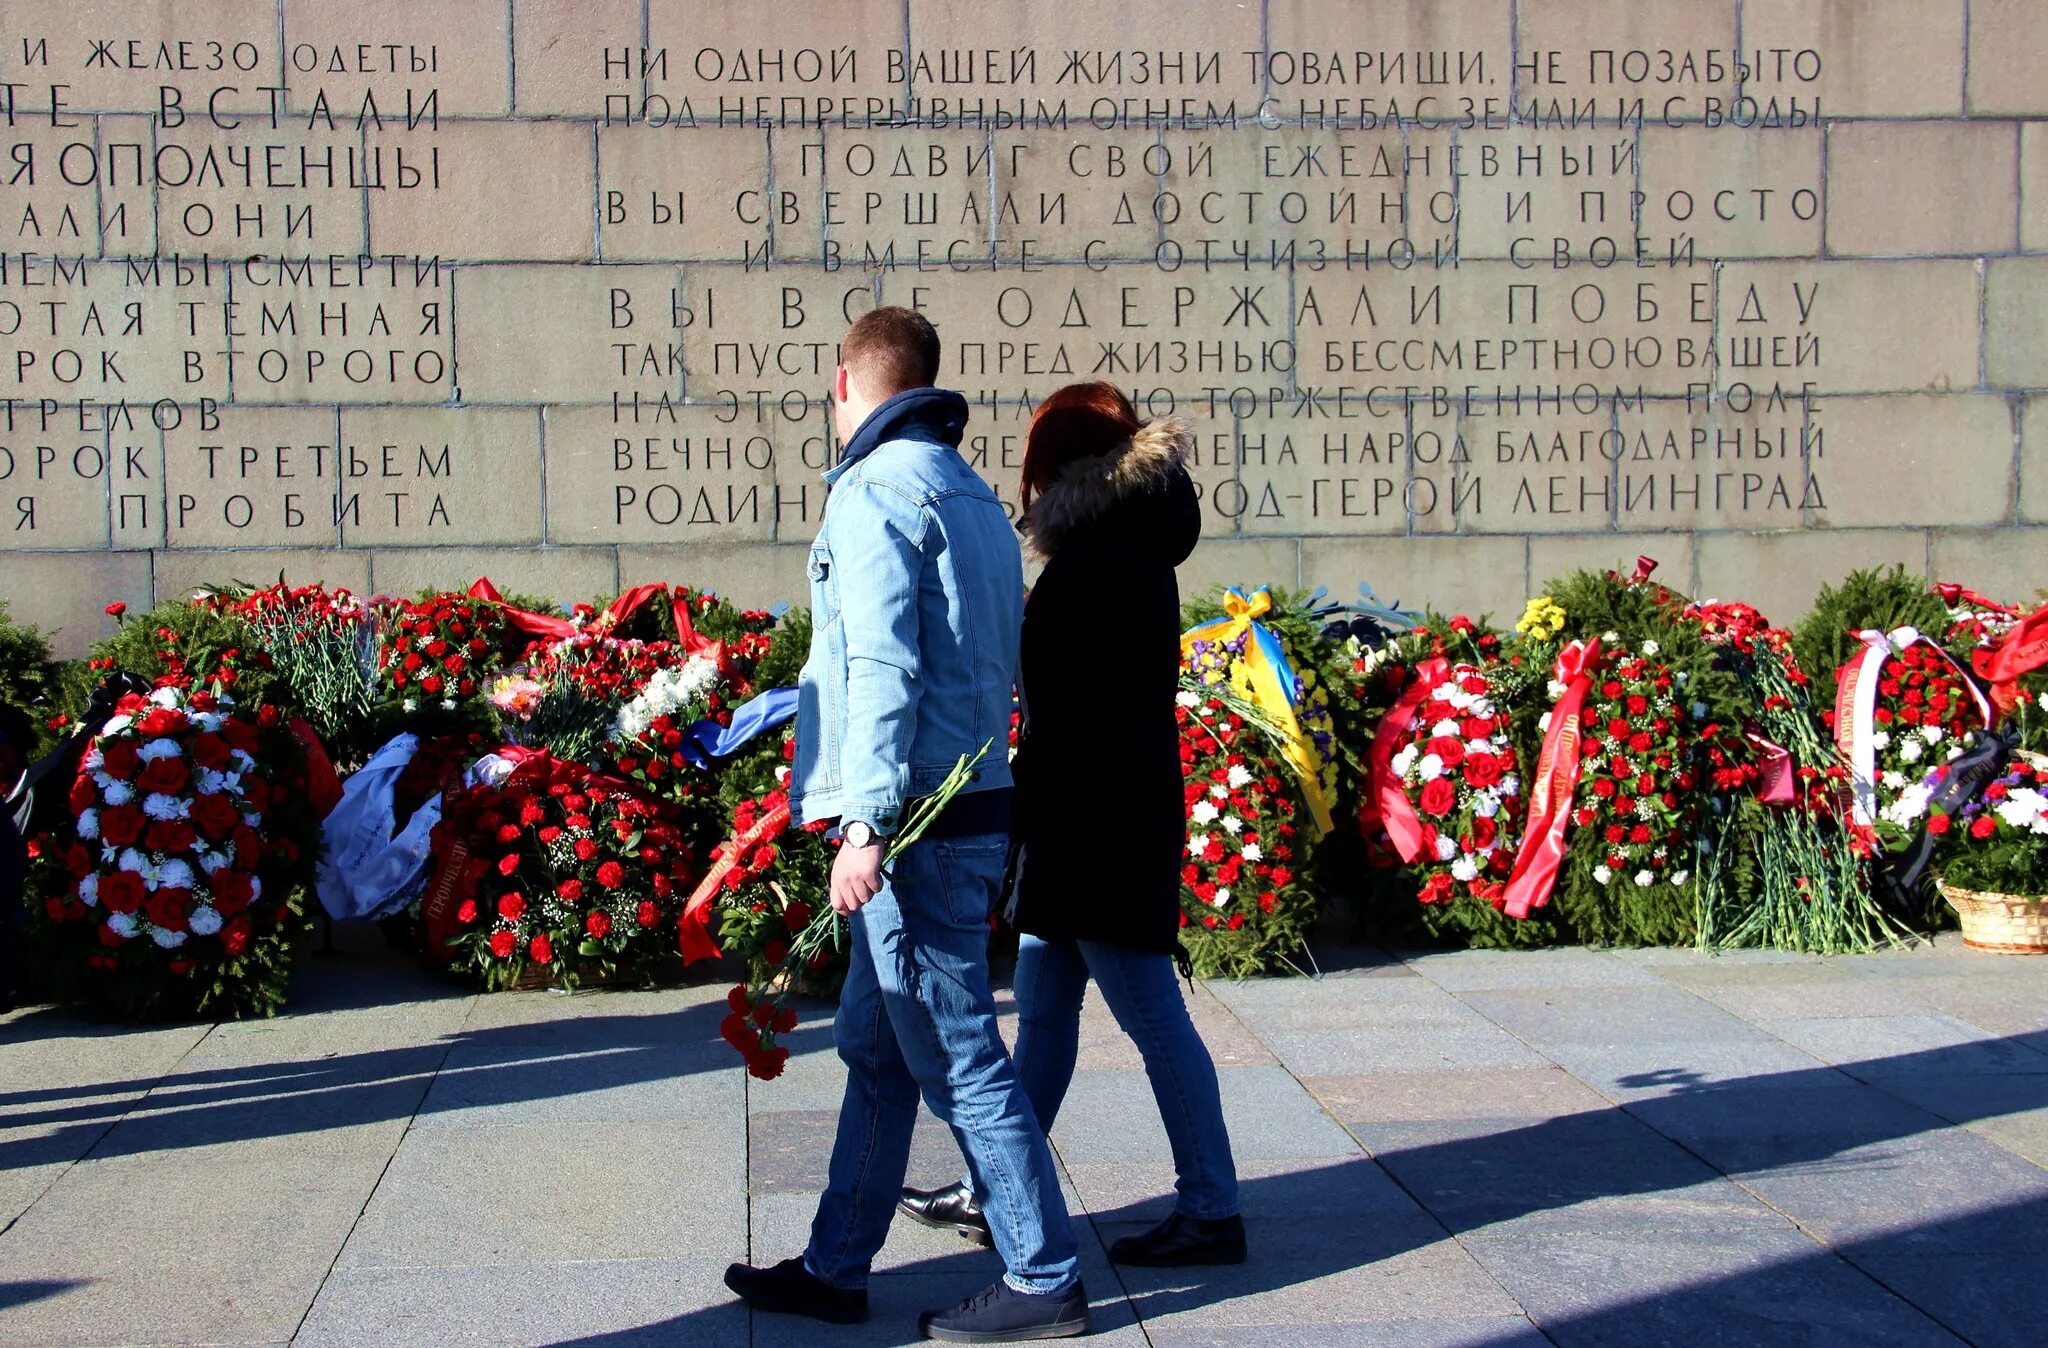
[0,808,25,1009]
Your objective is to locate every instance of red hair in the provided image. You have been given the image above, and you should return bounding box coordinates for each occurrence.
[1019,382,1142,513]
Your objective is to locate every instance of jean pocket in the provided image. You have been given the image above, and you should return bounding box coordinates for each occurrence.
[928,836,1010,929]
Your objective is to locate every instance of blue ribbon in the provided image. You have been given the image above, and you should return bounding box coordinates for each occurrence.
[680,686,800,768]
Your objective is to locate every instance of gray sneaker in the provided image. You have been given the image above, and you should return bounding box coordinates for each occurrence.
[919,1278,1091,1343]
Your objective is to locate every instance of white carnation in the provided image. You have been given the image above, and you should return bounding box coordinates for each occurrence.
[149,927,187,949]
[1539,712,1554,733]
[198,850,231,875]
[1188,834,1211,859]
[1190,800,1219,825]
[1390,745,1419,778]
[1641,639,1660,656]
[143,793,190,821]
[187,906,223,936]
[1881,771,1907,790]
[1593,865,1614,885]
[1209,783,1228,800]
[78,874,99,906]
[1221,815,1244,835]
[1546,679,1567,700]
[1634,870,1655,887]
[1671,870,1691,886]
[1241,842,1262,862]
[77,808,100,840]
[1434,834,1458,862]
[105,911,138,938]
[1921,726,1944,746]
[157,858,195,891]
[100,778,135,806]
[147,687,180,709]
[1419,753,1445,781]
[1500,775,1521,797]
[117,848,146,874]
[1899,740,1924,764]
[1211,887,1231,908]
[1227,764,1253,789]
[1450,856,1479,882]
[1870,732,1892,750]
[82,748,104,772]
[137,738,182,762]
[1176,689,1201,708]
[101,715,133,736]
[1431,718,1462,739]
[1473,791,1501,818]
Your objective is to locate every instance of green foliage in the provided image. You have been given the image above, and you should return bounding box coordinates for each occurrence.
[1941,834,2048,897]
[1792,566,1946,711]
[753,607,810,692]
[75,601,279,710]
[0,598,61,754]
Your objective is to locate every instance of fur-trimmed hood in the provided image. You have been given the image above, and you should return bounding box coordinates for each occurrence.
[1020,417,1201,563]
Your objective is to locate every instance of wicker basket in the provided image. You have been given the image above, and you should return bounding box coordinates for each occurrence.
[1940,881,2048,955]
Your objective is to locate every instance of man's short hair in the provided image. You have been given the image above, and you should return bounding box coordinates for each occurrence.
[841,306,940,398]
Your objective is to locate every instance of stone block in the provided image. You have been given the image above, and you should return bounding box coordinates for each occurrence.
[1464,401,1617,535]
[151,548,371,605]
[1610,395,1819,533]
[0,259,228,404]
[230,264,453,405]
[1930,529,2048,603]
[1457,127,1648,263]
[1178,537,1302,601]
[1266,0,1510,101]
[681,267,867,400]
[367,544,616,602]
[338,406,543,546]
[283,0,512,117]
[1807,395,2013,529]
[2023,125,2048,254]
[512,0,643,116]
[616,542,812,606]
[368,120,595,261]
[647,0,904,110]
[1299,534,1526,622]
[1514,0,1739,108]
[1529,533,1694,595]
[455,263,682,403]
[164,405,342,548]
[0,551,151,657]
[988,129,1166,263]
[1826,120,2018,257]
[1693,528,1926,623]
[1988,257,2048,388]
[774,125,999,265]
[1968,0,2048,115]
[1231,414,1411,538]
[0,119,155,256]
[1740,0,1965,116]
[2023,398,2048,526]
[600,125,770,262]
[908,1,1262,104]
[0,0,281,115]
[1717,259,1980,395]
[1637,126,1823,259]
[542,402,788,546]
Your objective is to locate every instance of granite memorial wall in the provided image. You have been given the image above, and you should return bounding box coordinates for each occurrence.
[1,0,2045,653]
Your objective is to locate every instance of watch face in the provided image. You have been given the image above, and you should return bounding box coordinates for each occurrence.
[844,821,873,848]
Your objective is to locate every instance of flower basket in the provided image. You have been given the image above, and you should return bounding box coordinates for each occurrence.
[1939,881,2048,955]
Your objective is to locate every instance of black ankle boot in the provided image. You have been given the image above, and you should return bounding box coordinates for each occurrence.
[898,1181,993,1247]
[1108,1212,1248,1267]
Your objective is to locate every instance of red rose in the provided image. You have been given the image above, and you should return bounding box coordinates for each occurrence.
[586,910,612,938]
[596,860,626,889]
[1472,815,1498,849]
[221,914,251,956]
[188,733,232,771]
[137,757,189,795]
[145,819,197,854]
[1418,778,1457,816]
[100,739,140,779]
[209,869,255,914]
[137,707,187,738]
[190,792,241,840]
[1426,735,1466,769]
[489,930,517,959]
[68,774,99,816]
[145,886,192,932]
[1419,872,1455,905]
[636,900,659,927]
[1463,754,1505,789]
[99,870,146,914]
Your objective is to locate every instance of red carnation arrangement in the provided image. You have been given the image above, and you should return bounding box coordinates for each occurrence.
[1381,661,1525,908]
[379,594,505,705]
[1175,689,1313,978]
[43,685,307,1019]
[440,752,696,990]
[1565,646,1712,896]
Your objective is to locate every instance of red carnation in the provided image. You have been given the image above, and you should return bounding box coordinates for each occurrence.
[636,900,659,927]
[574,837,598,861]
[763,939,789,966]
[456,898,479,924]
[1926,813,1952,836]
[221,914,252,956]
[596,860,626,889]
[528,934,553,963]
[585,910,612,939]
[497,852,520,877]
[488,929,517,959]
[747,1046,790,1081]
[497,892,526,921]
[1419,872,1456,904]
[783,902,812,931]
[1970,816,1997,840]
[557,878,584,903]
[137,757,189,796]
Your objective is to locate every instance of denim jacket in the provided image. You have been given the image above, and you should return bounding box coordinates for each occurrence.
[790,387,1022,834]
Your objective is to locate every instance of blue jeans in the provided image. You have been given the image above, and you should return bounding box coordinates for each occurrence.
[972,935,1240,1221]
[806,834,1080,1295]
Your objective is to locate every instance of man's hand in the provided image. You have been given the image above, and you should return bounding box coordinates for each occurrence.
[830,838,885,915]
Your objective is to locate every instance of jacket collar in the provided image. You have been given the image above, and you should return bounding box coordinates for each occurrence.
[826,386,970,484]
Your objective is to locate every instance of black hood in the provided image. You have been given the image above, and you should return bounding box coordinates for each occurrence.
[834,386,969,472]
[1021,417,1201,566]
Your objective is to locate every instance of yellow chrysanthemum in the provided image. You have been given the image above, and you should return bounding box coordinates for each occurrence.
[1516,596,1567,638]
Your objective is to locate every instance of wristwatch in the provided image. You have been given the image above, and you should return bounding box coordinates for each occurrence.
[842,820,879,849]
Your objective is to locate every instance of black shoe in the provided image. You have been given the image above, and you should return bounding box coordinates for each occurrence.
[919,1278,1090,1343]
[1108,1212,1248,1267]
[723,1256,868,1325]
[899,1180,994,1247]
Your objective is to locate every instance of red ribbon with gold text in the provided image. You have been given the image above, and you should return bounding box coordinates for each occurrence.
[1501,638,1605,920]
[1361,656,1447,862]
[677,798,791,963]
[1973,601,2048,721]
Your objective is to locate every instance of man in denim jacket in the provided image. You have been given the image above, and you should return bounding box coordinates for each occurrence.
[725,308,1089,1343]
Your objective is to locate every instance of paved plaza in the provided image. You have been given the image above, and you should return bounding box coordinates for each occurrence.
[2,937,2046,1346]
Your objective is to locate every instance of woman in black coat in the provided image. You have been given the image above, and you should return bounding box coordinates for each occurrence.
[900,382,1244,1268]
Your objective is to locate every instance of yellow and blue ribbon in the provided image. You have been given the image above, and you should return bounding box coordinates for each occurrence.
[1181,588,1336,838]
